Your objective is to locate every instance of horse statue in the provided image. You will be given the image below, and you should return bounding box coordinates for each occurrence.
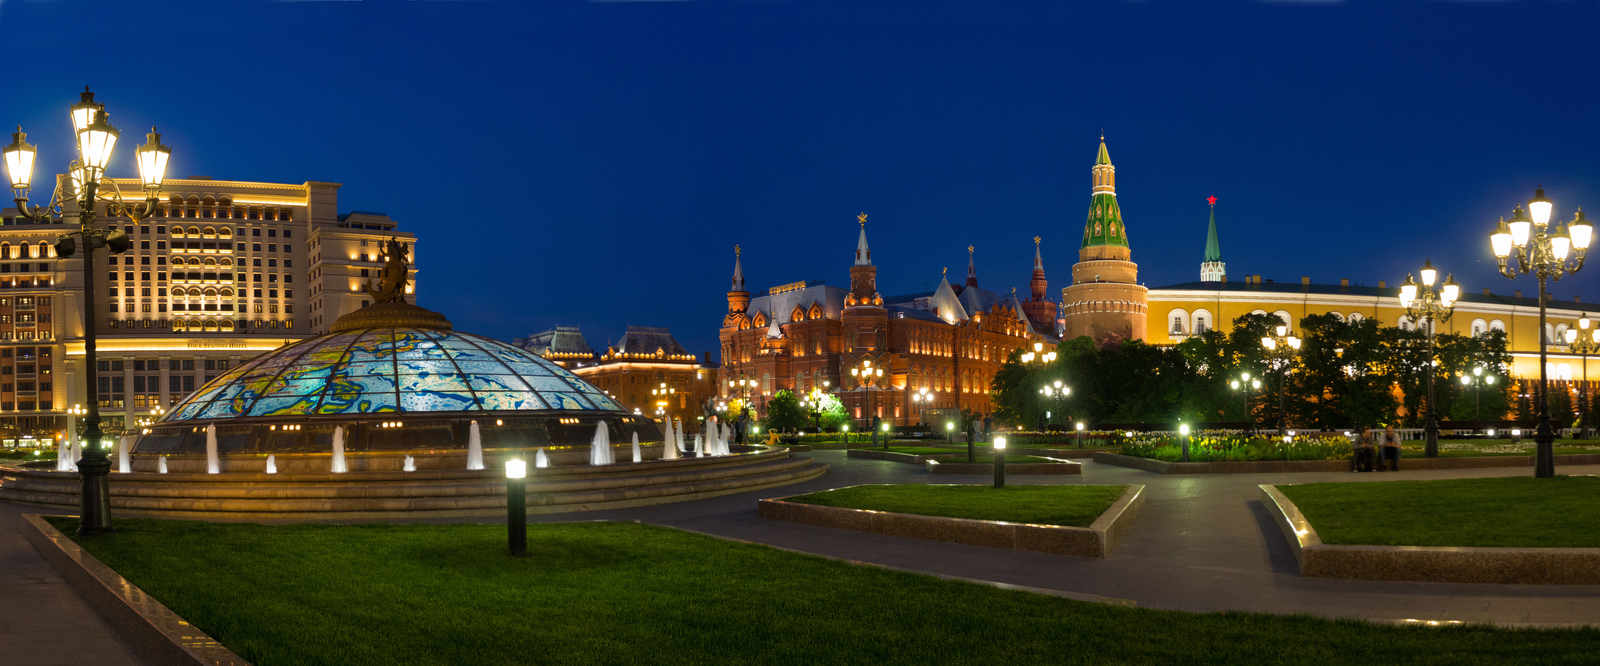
[363,237,411,304]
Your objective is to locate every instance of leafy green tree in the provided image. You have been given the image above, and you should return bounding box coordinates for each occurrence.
[813,393,849,432]
[1549,383,1576,428]
[760,390,809,432]
[1292,314,1396,429]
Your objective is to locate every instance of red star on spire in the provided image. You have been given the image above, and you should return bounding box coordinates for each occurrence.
[1207,195,1217,206]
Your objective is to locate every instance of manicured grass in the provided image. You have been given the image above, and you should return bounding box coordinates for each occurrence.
[46,518,1600,665]
[1400,439,1600,458]
[783,483,1126,527]
[1278,476,1600,548]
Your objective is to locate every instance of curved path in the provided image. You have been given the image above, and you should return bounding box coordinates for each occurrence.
[524,451,1600,627]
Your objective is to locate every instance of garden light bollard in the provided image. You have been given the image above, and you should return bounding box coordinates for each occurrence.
[881,421,891,450]
[993,436,1007,488]
[947,421,955,445]
[1076,422,1084,448]
[506,459,527,557]
[1179,424,1191,462]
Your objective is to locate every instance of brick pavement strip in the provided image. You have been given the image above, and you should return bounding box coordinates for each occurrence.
[1260,483,1600,585]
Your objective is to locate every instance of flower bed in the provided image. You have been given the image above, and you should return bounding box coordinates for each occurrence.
[1116,432,1352,463]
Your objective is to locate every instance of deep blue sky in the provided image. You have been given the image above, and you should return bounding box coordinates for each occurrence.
[4,1,1599,356]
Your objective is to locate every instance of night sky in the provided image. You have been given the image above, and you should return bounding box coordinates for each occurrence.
[4,1,1598,357]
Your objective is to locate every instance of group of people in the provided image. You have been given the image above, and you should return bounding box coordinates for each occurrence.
[1353,424,1402,472]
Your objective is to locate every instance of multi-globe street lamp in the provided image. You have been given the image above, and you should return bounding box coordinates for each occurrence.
[1489,187,1592,477]
[849,358,885,438]
[1399,259,1459,458]
[3,88,173,536]
[1038,380,1068,431]
[1564,315,1600,439]
[1019,341,1056,365]
[1459,366,1498,422]
[1229,372,1261,434]
[1260,325,1301,438]
[799,383,829,432]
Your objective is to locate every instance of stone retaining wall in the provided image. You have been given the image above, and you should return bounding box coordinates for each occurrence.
[757,484,1143,558]
[1259,484,1600,584]
[846,449,957,464]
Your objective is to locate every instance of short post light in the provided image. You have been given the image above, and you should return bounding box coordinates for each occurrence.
[1076,421,1085,448]
[993,436,1007,488]
[946,420,955,444]
[505,459,528,557]
[880,420,891,450]
[1179,423,1191,463]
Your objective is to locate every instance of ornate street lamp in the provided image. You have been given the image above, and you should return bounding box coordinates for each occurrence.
[1038,380,1068,431]
[1564,315,1600,439]
[1229,372,1261,434]
[3,88,173,536]
[1489,187,1592,477]
[1398,260,1459,458]
[849,358,885,440]
[1459,366,1498,422]
[1260,324,1300,438]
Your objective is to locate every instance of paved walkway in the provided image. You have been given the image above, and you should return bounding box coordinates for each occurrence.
[514,451,1600,627]
[4,452,1598,666]
[0,504,140,666]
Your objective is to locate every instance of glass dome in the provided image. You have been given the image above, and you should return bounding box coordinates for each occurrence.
[161,327,627,422]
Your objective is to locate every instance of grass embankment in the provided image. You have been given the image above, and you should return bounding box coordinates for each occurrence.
[47,518,1600,665]
[784,484,1124,527]
[1278,476,1600,548]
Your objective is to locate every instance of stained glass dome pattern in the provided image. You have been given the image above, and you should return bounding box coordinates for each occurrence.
[161,328,627,421]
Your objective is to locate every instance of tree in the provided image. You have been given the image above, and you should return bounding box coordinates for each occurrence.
[760,390,809,432]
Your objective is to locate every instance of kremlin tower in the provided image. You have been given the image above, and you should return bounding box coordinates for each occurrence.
[1020,236,1059,335]
[1201,196,1226,282]
[1060,136,1148,346]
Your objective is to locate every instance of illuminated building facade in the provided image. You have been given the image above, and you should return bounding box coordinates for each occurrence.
[559,325,717,431]
[0,177,417,443]
[719,221,1054,426]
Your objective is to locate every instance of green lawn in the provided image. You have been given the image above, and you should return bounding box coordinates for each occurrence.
[783,484,1126,527]
[1401,439,1600,458]
[46,518,1600,665]
[934,454,1063,465]
[1278,476,1600,548]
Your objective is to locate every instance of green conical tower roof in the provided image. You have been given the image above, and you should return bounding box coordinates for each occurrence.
[1203,199,1221,262]
[1081,136,1128,249]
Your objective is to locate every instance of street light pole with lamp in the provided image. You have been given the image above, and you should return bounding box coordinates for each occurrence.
[1459,366,1498,422]
[849,359,885,444]
[1038,380,1068,432]
[1229,372,1261,434]
[3,88,174,536]
[1398,259,1459,458]
[1489,187,1592,478]
[1564,315,1600,439]
[1260,325,1301,438]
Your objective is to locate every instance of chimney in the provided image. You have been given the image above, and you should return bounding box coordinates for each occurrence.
[1515,290,1522,299]
[1378,280,1387,289]
[1483,288,1491,296]
[1577,296,1583,304]
[1340,278,1349,287]
[1301,276,1311,286]
[703,351,710,364]
[1221,274,1227,284]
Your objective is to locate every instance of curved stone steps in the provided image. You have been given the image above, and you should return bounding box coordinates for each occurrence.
[0,455,816,500]
[0,453,828,519]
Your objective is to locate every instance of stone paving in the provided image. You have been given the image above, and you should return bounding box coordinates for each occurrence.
[0,504,139,666]
[3,451,1598,666]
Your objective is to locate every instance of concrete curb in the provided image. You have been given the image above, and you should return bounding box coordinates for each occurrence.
[757,484,1143,558]
[846,449,958,464]
[926,460,1083,475]
[20,514,251,665]
[1098,451,1600,475]
[1259,484,1600,585]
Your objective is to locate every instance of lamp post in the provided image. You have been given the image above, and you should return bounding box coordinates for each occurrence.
[993,435,1007,488]
[911,386,931,424]
[849,359,884,435]
[1038,380,1068,432]
[505,459,527,556]
[4,88,173,536]
[1229,372,1262,434]
[1564,315,1600,439]
[1489,187,1592,477]
[1399,260,1459,458]
[1260,325,1301,438]
[1179,423,1191,462]
[1076,421,1085,448]
[650,382,676,425]
[1459,366,1498,422]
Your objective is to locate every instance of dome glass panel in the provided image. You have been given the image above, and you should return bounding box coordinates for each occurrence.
[161,327,624,422]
